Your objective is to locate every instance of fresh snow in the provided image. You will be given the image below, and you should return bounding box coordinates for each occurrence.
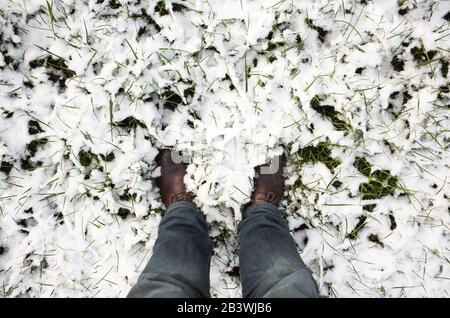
[0,0,449,297]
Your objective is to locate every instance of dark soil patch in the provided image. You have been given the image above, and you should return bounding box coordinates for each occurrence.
[391,55,405,72]
[355,67,365,74]
[26,138,48,156]
[54,212,64,225]
[440,59,448,78]
[387,89,412,119]
[16,217,37,228]
[3,110,14,118]
[100,152,115,162]
[78,149,97,167]
[368,233,384,247]
[223,74,236,91]
[28,120,44,135]
[443,11,450,22]
[0,160,13,174]
[226,266,240,278]
[24,207,33,214]
[117,207,131,219]
[389,214,397,230]
[184,85,195,99]
[332,180,342,189]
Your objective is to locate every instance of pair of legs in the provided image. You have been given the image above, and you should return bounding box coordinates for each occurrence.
[127,151,319,298]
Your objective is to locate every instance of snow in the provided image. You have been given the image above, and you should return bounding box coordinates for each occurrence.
[0,0,449,298]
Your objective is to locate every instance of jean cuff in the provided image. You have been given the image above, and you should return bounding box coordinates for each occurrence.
[243,202,281,218]
[166,200,200,214]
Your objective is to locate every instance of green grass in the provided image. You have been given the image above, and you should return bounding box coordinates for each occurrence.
[293,140,341,172]
[358,170,399,200]
[310,96,351,131]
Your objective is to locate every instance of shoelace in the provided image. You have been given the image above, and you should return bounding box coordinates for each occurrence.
[169,192,192,205]
[252,191,280,205]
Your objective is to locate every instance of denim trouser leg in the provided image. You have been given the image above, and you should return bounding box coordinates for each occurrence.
[127,201,212,298]
[238,203,320,298]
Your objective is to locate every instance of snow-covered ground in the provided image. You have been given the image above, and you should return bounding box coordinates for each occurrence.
[0,0,449,298]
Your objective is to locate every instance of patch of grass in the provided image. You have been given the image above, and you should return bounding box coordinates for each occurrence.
[354,157,372,177]
[310,96,351,131]
[131,8,161,36]
[119,188,137,202]
[20,156,42,171]
[114,116,147,131]
[29,56,76,90]
[187,109,200,129]
[410,45,437,64]
[109,0,121,9]
[161,88,183,110]
[155,1,169,16]
[358,170,398,200]
[210,220,234,249]
[287,34,305,54]
[295,141,341,172]
[362,204,376,212]
[346,215,367,240]
[305,18,328,43]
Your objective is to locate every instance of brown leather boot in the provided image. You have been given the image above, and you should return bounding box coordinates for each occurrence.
[249,154,286,207]
[155,149,192,209]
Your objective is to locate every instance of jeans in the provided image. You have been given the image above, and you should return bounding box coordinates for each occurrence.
[127,201,319,298]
